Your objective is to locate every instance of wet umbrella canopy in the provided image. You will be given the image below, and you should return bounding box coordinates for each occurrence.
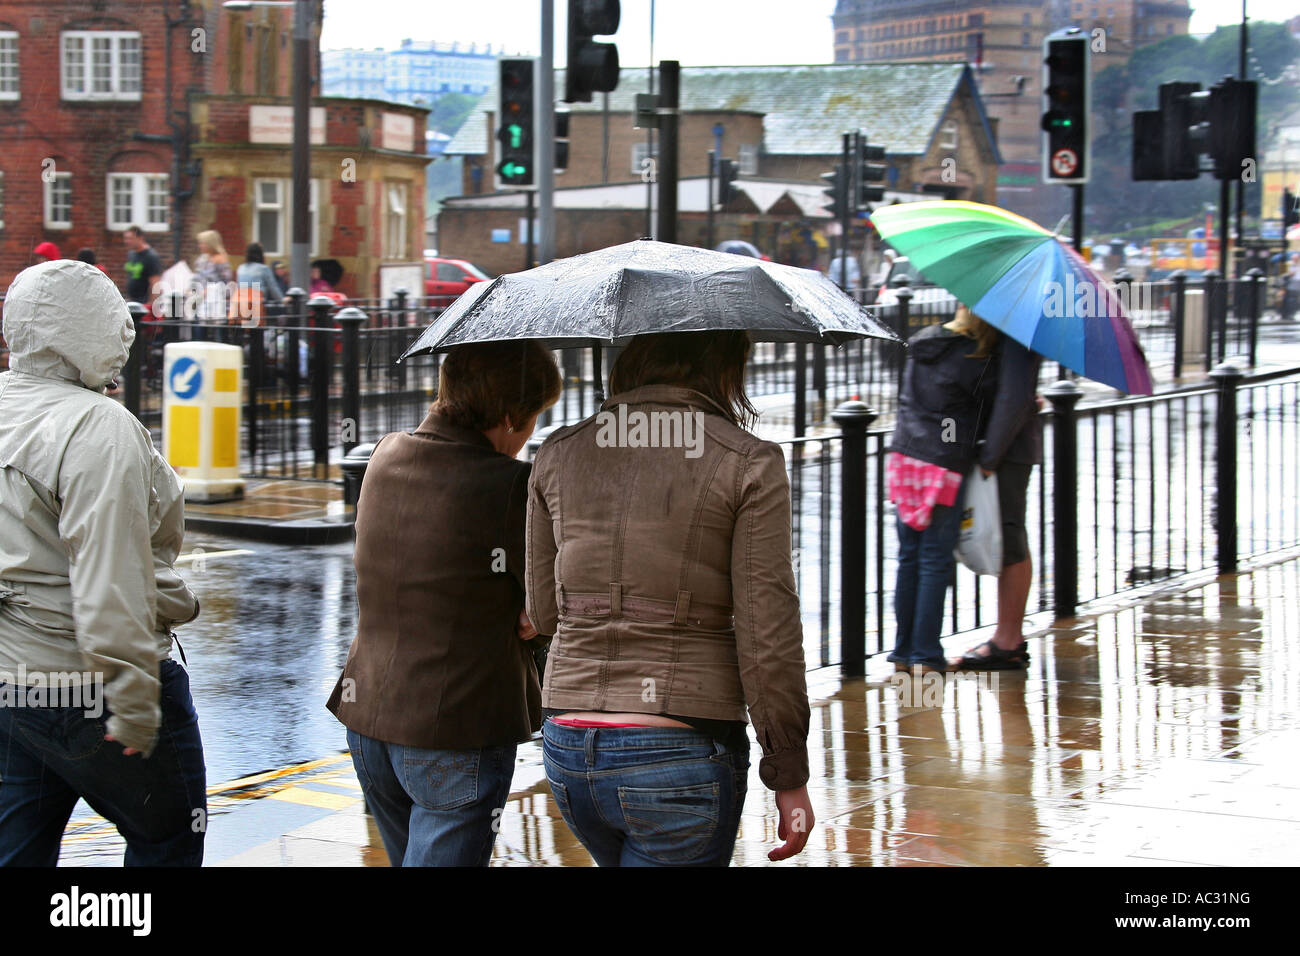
[399,239,898,359]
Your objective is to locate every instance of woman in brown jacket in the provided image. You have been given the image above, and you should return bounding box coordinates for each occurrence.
[328,341,560,866]
[527,330,814,866]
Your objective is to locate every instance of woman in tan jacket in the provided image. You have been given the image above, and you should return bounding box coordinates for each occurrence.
[527,330,814,866]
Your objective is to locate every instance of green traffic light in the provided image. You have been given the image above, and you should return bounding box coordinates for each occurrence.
[507,124,523,149]
[501,161,528,179]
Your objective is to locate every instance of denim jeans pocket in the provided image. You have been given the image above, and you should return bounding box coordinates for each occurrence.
[617,782,720,864]
[546,777,574,824]
[400,747,480,811]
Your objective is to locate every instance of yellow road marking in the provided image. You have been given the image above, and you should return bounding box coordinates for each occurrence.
[266,787,359,810]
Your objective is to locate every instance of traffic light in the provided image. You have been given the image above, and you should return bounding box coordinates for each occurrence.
[1206,76,1255,181]
[856,140,887,208]
[496,58,535,189]
[1161,81,1205,180]
[1284,189,1299,230]
[1041,29,1089,184]
[565,0,620,103]
[821,163,848,220]
[717,158,740,206]
[554,110,570,174]
[1131,109,1165,181]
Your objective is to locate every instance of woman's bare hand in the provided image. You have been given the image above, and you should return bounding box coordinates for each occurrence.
[517,611,538,641]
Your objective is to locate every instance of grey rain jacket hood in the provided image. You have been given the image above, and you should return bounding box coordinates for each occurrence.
[0,260,198,756]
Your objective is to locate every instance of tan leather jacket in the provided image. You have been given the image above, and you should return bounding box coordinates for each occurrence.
[527,385,810,791]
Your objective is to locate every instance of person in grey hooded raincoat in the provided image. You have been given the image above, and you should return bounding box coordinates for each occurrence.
[0,259,206,867]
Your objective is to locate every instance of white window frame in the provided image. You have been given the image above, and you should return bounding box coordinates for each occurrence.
[738,144,760,176]
[939,120,959,151]
[384,182,408,259]
[60,31,141,102]
[0,32,18,100]
[106,173,169,231]
[252,177,319,258]
[44,172,72,230]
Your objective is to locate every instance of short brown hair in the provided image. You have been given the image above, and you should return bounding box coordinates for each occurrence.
[432,340,562,431]
[609,330,757,428]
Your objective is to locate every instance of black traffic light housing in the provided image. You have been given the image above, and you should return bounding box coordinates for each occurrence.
[857,141,886,208]
[1133,77,1258,183]
[1284,189,1299,230]
[565,0,621,103]
[554,110,570,174]
[1041,29,1090,184]
[496,58,536,189]
[821,163,848,220]
[717,158,740,206]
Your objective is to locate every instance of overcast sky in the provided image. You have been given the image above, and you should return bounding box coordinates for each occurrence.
[319,0,1266,65]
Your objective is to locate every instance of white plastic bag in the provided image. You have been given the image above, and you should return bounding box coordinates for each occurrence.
[954,467,1002,576]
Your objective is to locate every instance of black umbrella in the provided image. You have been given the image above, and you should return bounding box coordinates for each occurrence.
[399,239,898,359]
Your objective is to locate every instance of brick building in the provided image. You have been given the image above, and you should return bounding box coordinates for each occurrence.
[0,0,427,300]
[830,0,1191,224]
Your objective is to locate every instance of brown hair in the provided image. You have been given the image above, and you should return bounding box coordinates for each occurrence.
[608,330,757,428]
[944,305,1000,359]
[432,340,562,431]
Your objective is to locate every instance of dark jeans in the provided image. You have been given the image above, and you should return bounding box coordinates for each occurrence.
[542,721,750,867]
[0,659,207,867]
[347,729,517,867]
[891,496,965,669]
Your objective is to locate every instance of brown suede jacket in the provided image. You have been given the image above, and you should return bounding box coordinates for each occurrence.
[526,385,810,791]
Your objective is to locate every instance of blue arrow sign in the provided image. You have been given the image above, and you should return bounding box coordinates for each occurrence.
[169,357,202,400]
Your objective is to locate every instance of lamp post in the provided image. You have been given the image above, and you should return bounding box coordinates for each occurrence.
[223,0,313,294]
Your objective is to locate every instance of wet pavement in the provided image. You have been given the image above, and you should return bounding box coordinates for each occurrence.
[58,551,1300,866]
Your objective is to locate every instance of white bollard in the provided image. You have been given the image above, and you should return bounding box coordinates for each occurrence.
[162,342,246,502]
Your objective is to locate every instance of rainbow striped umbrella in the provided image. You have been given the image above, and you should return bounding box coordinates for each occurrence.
[870,200,1153,395]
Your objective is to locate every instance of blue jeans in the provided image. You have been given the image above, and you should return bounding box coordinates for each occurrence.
[892,496,965,669]
[0,659,207,867]
[542,722,750,867]
[347,729,516,867]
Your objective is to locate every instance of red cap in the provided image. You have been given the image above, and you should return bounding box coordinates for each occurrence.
[33,241,62,260]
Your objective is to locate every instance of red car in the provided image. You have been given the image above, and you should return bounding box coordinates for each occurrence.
[425,257,493,306]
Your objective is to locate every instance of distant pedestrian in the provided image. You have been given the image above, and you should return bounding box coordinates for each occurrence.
[194,230,233,323]
[122,226,163,312]
[75,247,109,276]
[528,330,815,866]
[0,260,206,866]
[886,306,999,673]
[32,241,61,262]
[231,242,282,324]
[271,261,290,292]
[327,341,561,866]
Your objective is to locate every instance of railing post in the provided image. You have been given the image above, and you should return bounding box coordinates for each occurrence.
[248,326,264,463]
[336,306,366,455]
[894,281,913,377]
[1170,270,1186,379]
[340,441,375,510]
[794,342,807,438]
[832,400,877,678]
[1210,362,1243,575]
[308,294,336,472]
[123,301,145,420]
[393,287,408,325]
[1202,269,1222,371]
[1046,380,1083,618]
[1245,267,1263,368]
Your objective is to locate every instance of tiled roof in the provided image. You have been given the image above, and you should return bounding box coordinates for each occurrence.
[445,62,992,159]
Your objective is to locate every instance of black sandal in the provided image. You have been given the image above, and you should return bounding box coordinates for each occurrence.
[958,640,1030,670]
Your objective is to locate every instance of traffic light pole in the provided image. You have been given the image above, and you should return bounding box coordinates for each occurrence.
[1071,183,1083,253]
[656,60,680,244]
[538,0,555,265]
[840,132,851,289]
